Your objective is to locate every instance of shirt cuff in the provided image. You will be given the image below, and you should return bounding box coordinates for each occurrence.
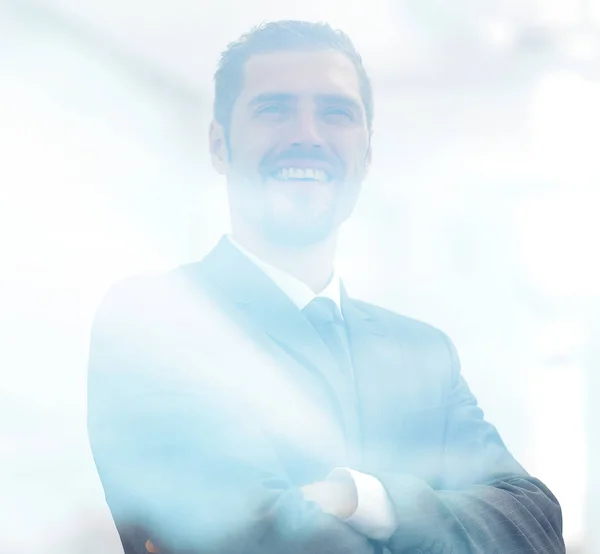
[326,467,397,541]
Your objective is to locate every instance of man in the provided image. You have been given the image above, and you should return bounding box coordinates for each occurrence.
[87,20,565,554]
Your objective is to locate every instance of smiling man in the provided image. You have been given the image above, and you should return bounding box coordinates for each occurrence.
[213,48,371,254]
[87,20,565,554]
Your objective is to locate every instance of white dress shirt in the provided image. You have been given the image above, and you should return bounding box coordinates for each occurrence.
[227,236,396,541]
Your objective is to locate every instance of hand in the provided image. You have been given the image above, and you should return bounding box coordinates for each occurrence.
[301,479,358,520]
[144,480,359,553]
[144,481,358,553]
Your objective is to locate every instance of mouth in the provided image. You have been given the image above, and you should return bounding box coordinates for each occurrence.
[269,167,333,183]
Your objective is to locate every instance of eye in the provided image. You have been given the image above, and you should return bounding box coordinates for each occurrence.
[323,107,354,122]
[255,104,289,117]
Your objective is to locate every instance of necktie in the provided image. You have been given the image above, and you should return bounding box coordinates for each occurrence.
[302,297,353,379]
[303,297,362,466]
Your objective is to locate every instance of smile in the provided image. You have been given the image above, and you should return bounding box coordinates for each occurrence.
[271,167,331,182]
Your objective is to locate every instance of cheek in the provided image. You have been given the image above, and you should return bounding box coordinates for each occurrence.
[346,149,369,179]
[228,143,260,173]
[229,134,271,171]
[339,134,370,172]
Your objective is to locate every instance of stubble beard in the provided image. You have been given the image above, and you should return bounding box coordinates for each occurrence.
[228,158,354,249]
[259,207,337,249]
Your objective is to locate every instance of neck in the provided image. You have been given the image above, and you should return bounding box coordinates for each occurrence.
[230,227,338,294]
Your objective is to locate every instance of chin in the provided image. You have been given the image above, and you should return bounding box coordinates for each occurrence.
[261,219,336,248]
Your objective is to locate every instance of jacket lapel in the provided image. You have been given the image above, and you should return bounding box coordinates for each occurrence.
[193,238,354,461]
[340,285,407,470]
[200,239,344,378]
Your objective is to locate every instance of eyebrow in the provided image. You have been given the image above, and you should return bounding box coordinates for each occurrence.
[317,94,363,113]
[248,92,363,113]
[248,93,294,108]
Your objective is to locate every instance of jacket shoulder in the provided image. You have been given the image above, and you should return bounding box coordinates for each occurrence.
[352,299,452,342]
[91,262,207,328]
[351,299,461,393]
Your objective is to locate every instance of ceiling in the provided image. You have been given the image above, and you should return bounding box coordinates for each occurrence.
[8,0,600,95]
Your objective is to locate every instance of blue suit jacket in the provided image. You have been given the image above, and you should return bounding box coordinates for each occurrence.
[87,237,564,554]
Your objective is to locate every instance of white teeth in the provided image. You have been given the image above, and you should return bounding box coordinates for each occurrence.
[274,167,328,182]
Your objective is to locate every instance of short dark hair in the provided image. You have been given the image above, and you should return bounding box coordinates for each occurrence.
[213,20,374,136]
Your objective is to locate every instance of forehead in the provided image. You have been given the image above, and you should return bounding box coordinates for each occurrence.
[239,50,362,103]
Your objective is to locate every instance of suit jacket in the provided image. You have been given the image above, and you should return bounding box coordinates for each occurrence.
[87,237,565,554]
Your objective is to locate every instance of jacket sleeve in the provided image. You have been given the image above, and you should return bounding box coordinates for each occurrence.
[376,333,565,554]
[86,278,378,554]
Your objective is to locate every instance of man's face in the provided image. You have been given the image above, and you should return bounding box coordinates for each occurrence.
[210,49,372,248]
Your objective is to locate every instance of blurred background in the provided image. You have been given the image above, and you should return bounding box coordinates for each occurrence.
[1,0,599,552]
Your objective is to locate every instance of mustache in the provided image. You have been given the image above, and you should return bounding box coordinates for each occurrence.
[259,148,342,175]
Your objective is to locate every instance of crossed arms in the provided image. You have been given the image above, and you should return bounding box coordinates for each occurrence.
[87,280,565,554]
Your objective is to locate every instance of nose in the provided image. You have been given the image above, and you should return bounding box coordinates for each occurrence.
[288,107,323,149]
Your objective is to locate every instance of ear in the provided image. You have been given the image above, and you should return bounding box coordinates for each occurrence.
[363,131,373,175]
[209,119,229,175]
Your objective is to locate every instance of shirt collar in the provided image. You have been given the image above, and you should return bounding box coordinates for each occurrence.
[226,235,342,315]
